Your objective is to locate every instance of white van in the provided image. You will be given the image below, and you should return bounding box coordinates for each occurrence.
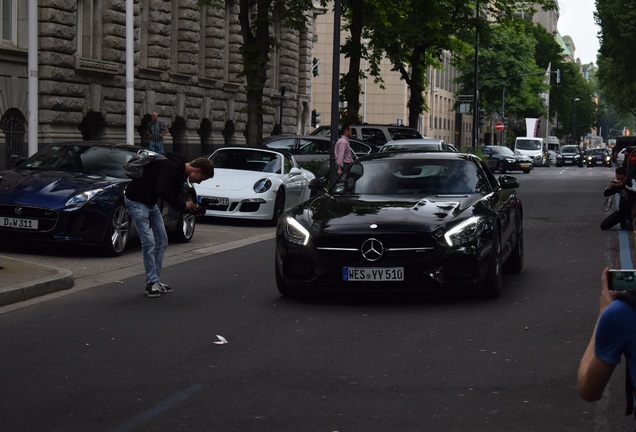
[514,137,548,167]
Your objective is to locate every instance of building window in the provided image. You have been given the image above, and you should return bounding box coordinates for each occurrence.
[1,0,15,44]
[77,0,102,59]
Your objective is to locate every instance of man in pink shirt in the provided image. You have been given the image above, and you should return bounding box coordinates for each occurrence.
[335,123,354,175]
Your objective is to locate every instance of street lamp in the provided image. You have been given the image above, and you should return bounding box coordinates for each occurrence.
[573,97,580,145]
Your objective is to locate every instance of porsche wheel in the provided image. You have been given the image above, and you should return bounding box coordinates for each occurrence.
[102,202,130,257]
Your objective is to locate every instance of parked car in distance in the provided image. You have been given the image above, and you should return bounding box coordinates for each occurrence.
[616,148,627,166]
[195,146,315,224]
[555,145,584,167]
[379,138,458,153]
[310,124,422,149]
[263,135,373,177]
[584,147,612,167]
[0,142,197,256]
[481,145,533,173]
[275,151,524,299]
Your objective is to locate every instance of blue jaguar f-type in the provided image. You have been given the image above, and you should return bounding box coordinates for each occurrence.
[0,142,197,256]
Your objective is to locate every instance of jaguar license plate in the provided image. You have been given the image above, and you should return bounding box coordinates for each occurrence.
[2,217,38,230]
[343,267,404,281]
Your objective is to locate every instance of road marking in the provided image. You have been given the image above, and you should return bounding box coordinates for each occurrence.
[108,383,205,432]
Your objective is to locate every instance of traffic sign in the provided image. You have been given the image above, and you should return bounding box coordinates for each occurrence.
[495,121,505,132]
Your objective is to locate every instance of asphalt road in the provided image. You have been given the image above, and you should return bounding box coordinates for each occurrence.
[0,166,634,431]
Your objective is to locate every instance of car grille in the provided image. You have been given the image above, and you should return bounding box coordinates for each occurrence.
[0,205,58,232]
[314,233,438,266]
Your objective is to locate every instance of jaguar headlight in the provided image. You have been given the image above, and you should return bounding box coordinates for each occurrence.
[254,178,272,193]
[65,189,104,207]
[443,216,484,247]
[284,217,310,246]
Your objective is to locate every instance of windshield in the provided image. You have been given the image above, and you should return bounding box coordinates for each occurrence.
[332,157,489,195]
[490,146,515,156]
[212,149,282,173]
[515,139,542,151]
[380,143,441,153]
[560,146,579,154]
[22,145,134,178]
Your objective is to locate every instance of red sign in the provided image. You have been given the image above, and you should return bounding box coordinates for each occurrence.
[495,121,505,132]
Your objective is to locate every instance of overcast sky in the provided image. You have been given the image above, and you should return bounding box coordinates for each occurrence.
[556,0,601,64]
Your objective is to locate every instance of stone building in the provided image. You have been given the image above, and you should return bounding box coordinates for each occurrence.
[0,0,322,167]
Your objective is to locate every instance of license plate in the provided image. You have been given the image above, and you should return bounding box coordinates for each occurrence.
[205,197,229,206]
[520,163,530,168]
[343,267,404,281]
[2,217,38,230]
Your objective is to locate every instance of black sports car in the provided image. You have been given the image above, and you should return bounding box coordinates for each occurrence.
[0,142,198,256]
[275,151,524,299]
[481,145,533,174]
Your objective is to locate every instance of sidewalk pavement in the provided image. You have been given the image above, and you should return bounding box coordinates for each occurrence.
[0,255,74,307]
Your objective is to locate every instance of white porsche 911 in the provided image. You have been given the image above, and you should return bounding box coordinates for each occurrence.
[195,147,316,224]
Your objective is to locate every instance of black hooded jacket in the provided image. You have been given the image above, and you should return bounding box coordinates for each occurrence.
[125,152,187,211]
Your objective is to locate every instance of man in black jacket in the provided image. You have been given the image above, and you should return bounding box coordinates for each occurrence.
[600,166,633,231]
[125,153,213,297]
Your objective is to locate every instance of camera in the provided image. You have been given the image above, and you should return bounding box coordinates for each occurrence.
[193,203,207,215]
[608,269,636,291]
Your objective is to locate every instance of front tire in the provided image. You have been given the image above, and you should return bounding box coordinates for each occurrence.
[480,228,502,299]
[271,189,285,226]
[275,258,301,298]
[504,220,524,273]
[172,210,196,243]
[102,202,130,257]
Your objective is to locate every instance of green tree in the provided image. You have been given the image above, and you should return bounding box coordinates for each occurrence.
[550,61,596,143]
[341,0,556,130]
[596,0,636,118]
[198,0,326,145]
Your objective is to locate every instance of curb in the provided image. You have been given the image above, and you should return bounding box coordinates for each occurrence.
[0,256,74,307]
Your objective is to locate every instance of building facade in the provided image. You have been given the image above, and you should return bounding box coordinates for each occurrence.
[0,0,322,167]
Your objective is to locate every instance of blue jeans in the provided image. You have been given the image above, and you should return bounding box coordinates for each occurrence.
[124,196,168,285]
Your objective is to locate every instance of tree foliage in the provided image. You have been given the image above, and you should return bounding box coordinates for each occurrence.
[338,0,556,130]
[596,0,636,118]
[198,0,325,145]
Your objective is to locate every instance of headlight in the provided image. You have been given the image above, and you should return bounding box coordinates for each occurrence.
[65,189,104,207]
[254,178,272,193]
[283,216,310,245]
[443,216,484,247]
[505,158,516,163]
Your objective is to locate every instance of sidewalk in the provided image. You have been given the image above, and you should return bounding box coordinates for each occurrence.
[0,255,74,307]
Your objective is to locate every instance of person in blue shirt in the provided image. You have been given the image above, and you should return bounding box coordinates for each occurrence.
[578,268,636,406]
[147,112,169,154]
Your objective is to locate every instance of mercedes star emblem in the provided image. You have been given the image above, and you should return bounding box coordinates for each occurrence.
[360,238,384,262]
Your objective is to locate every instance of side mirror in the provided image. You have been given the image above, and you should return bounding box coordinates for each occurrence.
[499,175,519,189]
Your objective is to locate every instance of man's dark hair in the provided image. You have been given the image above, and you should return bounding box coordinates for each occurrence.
[190,157,214,179]
[341,122,351,134]
[616,166,626,176]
